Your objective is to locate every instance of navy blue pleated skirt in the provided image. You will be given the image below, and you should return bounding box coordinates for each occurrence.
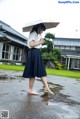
[23,48,47,78]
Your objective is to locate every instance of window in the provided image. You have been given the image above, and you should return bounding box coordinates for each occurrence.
[2,44,11,59]
[71,59,80,69]
[70,46,75,50]
[54,45,60,49]
[59,46,64,49]
[13,46,21,61]
[65,46,71,50]
[76,47,80,51]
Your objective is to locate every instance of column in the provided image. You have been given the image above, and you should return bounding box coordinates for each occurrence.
[67,57,70,70]
[0,43,3,60]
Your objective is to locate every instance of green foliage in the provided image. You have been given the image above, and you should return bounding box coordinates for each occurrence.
[43,32,55,53]
[54,60,62,70]
[61,64,66,69]
[53,48,61,60]
[42,40,53,53]
[41,51,62,70]
[45,32,55,39]
[40,48,47,54]
[41,32,62,69]
[42,52,56,62]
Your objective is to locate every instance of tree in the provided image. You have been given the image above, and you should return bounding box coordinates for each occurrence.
[45,33,55,39]
[53,48,61,61]
[41,32,61,69]
[43,33,55,53]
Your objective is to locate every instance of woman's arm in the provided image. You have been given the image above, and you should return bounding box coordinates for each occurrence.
[29,39,45,48]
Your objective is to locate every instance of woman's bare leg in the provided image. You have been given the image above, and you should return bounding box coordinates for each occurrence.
[41,77,54,94]
[28,78,38,95]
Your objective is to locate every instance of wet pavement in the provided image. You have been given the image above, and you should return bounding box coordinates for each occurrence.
[0,70,80,119]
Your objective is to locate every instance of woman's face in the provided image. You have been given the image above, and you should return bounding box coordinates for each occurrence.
[37,28,43,34]
[40,30,43,34]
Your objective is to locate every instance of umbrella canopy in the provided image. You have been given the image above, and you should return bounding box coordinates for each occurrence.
[22,20,59,32]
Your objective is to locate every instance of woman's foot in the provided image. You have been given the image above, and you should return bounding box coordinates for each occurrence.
[28,90,39,95]
[44,88,54,94]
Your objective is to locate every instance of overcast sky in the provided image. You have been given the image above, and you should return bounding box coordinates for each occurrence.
[0,0,80,38]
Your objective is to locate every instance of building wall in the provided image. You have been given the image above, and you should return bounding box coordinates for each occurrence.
[0,42,26,64]
[54,38,80,70]
[0,20,28,64]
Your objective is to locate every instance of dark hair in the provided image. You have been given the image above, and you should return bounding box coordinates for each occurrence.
[30,23,46,33]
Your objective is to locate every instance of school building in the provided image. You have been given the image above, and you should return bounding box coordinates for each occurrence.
[0,20,80,70]
[0,20,28,65]
[53,38,80,70]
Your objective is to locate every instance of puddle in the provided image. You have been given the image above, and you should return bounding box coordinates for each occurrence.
[0,73,80,119]
[38,80,80,107]
[0,92,9,96]
[0,75,22,81]
[0,75,80,107]
[0,75,16,80]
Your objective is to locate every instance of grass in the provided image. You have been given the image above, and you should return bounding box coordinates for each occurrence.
[0,64,80,79]
[46,69,80,79]
[0,64,24,71]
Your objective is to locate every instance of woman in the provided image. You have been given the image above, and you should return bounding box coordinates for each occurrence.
[23,23,54,95]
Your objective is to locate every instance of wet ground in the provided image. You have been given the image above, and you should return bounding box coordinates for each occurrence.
[0,70,80,119]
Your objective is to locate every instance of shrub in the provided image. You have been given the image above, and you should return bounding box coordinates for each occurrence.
[54,61,62,70]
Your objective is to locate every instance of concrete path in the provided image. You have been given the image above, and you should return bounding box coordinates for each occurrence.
[0,70,80,119]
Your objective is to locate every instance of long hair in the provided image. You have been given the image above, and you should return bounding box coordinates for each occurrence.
[30,23,46,33]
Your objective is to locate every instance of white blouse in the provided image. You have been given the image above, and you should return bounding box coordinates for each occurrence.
[27,31,42,49]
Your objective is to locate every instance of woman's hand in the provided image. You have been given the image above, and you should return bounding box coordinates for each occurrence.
[40,38,45,44]
[29,38,45,47]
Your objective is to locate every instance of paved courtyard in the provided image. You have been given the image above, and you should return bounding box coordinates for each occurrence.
[0,70,80,119]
